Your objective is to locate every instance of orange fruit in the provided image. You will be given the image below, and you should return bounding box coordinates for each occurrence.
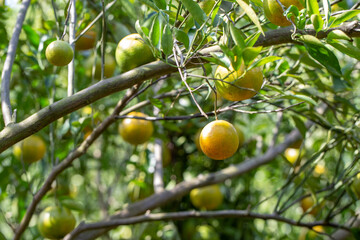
[115,33,155,73]
[193,225,220,240]
[118,112,154,145]
[200,120,239,160]
[215,64,263,101]
[86,54,116,79]
[45,40,74,66]
[190,184,223,210]
[284,148,300,165]
[13,135,46,164]
[75,30,97,51]
[263,0,304,26]
[301,196,321,215]
[37,206,76,239]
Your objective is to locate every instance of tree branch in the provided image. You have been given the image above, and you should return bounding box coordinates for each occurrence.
[67,126,304,239]
[1,0,31,126]
[12,86,140,240]
[70,210,348,236]
[68,0,76,96]
[1,21,359,152]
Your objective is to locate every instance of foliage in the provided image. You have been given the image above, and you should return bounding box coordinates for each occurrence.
[0,0,360,239]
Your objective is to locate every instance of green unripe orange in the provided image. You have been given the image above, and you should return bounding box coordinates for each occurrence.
[45,40,74,66]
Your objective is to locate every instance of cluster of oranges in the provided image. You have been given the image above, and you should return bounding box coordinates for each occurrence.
[23,1,312,235]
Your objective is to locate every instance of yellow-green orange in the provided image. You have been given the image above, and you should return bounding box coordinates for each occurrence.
[115,33,155,73]
[301,196,321,216]
[13,135,46,164]
[119,112,154,145]
[37,206,76,239]
[235,126,245,147]
[190,184,223,210]
[200,120,239,160]
[45,40,74,66]
[284,148,300,164]
[86,54,116,79]
[215,64,263,101]
[193,225,220,240]
[263,0,304,26]
[75,30,97,51]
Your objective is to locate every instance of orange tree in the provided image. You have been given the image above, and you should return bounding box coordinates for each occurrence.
[0,0,360,239]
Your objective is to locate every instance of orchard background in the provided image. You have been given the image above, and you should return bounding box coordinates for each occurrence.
[0,0,360,239]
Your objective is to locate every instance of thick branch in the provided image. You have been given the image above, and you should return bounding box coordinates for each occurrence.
[1,21,359,152]
[1,0,31,126]
[71,210,348,235]
[67,127,303,239]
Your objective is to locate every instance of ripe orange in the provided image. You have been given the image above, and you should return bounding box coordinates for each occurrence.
[86,54,116,79]
[200,120,239,160]
[263,0,304,26]
[215,64,263,101]
[75,30,97,51]
[190,184,223,210]
[45,40,74,66]
[118,112,154,145]
[13,135,46,164]
[37,206,76,239]
[115,33,155,73]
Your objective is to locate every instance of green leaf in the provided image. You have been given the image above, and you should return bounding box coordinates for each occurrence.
[230,24,246,49]
[311,14,323,32]
[249,56,282,69]
[149,98,163,109]
[245,31,261,47]
[60,197,85,211]
[328,40,360,61]
[332,76,349,92]
[150,13,165,48]
[322,0,330,26]
[298,35,342,77]
[281,94,317,106]
[174,29,189,49]
[0,232,6,240]
[327,30,352,41]
[154,0,167,9]
[330,10,360,27]
[292,115,307,138]
[242,46,262,66]
[23,24,40,48]
[139,0,160,10]
[161,24,173,56]
[201,52,231,68]
[306,0,320,15]
[235,0,264,35]
[179,0,207,25]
